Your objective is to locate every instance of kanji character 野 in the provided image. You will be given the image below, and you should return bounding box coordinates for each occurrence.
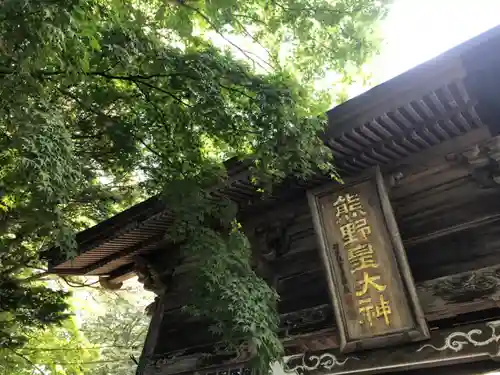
[339,218,372,246]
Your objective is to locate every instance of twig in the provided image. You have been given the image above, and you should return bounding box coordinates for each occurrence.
[59,275,100,288]
[19,271,50,284]
[218,83,255,100]
[272,0,341,14]
[133,79,193,108]
[9,349,45,375]
[133,83,172,136]
[232,13,267,25]
[231,16,274,63]
[89,72,183,80]
[135,134,164,160]
[19,345,140,351]
[176,1,271,72]
[83,72,193,107]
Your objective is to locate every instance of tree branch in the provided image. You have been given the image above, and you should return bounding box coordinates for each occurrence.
[85,73,193,107]
[231,13,267,25]
[133,79,193,108]
[9,349,45,375]
[89,71,183,81]
[133,82,172,136]
[231,15,274,64]
[19,271,50,284]
[61,87,168,165]
[177,1,272,72]
[219,83,256,101]
[58,275,100,288]
[0,69,183,81]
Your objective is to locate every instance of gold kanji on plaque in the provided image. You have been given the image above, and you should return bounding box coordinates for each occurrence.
[358,295,392,327]
[348,243,379,273]
[356,272,386,297]
[333,193,366,223]
[339,218,372,246]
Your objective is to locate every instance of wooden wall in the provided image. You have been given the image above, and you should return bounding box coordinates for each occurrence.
[143,131,500,373]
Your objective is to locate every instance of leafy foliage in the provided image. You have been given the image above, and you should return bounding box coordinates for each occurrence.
[0,0,388,372]
[0,318,98,375]
[0,277,70,349]
[77,284,153,375]
[148,0,389,83]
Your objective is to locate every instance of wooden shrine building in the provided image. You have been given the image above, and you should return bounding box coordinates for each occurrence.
[48,25,500,375]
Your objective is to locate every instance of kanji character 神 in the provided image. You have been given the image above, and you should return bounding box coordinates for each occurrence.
[358,295,392,327]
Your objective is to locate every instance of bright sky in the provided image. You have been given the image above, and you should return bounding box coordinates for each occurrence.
[373,0,500,82]
[211,0,500,103]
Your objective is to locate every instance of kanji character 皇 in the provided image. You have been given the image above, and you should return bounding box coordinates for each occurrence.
[348,243,379,273]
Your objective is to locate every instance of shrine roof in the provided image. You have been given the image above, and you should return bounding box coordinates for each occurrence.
[45,24,500,280]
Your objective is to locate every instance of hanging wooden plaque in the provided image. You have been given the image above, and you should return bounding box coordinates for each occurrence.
[307,167,429,352]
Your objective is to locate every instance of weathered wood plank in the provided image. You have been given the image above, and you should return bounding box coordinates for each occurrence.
[145,319,500,375]
[137,296,166,375]
[395,183,500,241]
[280,262,500,327]
[159,248,500,352]
[382,126,490,176]
[408,221,500,281]
[418,264,500,320]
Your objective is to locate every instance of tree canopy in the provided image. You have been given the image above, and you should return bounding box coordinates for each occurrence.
[0,316,98,375]
[0,280,152,375]
[0,0,388,372]
[78,284,153,375]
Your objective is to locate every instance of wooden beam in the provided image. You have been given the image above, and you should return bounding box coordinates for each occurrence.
[418,264,500,321]
[106,263,136,283]
[142,260,500,364]
[404,211,500,247]
[335,100,480,172]
[283,319,500,375]
[155,255,500,345]
[74,197,165,255]
[385,126,491,176]
[137,296,165,375]
[83,233,166,274]
[143,320,500,375]
[156,262,500,355]
[280,262,500,352]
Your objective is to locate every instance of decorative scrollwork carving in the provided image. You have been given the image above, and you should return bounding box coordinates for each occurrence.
[427,266,500,303]
[280,305,332,336]
[135,254,170,295]
[252,217,295,260]
[417,320,500,355]
[460,136,500,188]
[284,353,355,375]
[147,341,253,374]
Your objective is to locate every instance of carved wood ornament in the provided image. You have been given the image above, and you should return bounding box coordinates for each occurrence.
[459,135,500,188]
[283,319,500,375]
